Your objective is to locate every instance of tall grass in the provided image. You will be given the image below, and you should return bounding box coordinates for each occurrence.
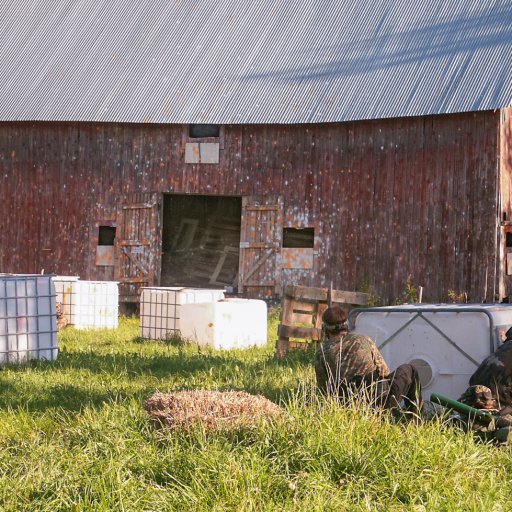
[0,315,510,511]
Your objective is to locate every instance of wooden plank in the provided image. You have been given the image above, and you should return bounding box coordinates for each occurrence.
[240,242,279,249]
[288,312,314,325]
[285,284,327,301]
[118,240,150,247]
[332,289,369,305]
[245,205,280,211]
[288,299,316,313]
[241,282,276,287]
[244,250,273,283]
[284,284,369,305]
[209,246,239,285]
[274,196,284,294]
[286,340,314,351]
[121,247,149,275]
[118,277,150,283]
[237,196,248,293]
[122,203,155,210]
[278,324,322,340]
[280,296,296,327]
[315,303,328,328]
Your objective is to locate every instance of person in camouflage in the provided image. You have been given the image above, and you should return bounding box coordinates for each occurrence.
[467,327,512,407]
[315,306,422,413]
[459,384,498,410]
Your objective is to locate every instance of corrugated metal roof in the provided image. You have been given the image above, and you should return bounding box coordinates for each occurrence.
[1,0,511,124]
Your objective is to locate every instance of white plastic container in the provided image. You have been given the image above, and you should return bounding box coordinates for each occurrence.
[72,281,119,330]
[350,304,512,400]
[179,298,267,349]
[52,275,80,325]
[140,287,225,340]
[0,274,58,363]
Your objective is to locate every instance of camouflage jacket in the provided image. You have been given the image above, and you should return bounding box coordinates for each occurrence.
[469,339,512,407]
[315,332,391,395]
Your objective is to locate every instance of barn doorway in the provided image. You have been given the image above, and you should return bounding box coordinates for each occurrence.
[161,194,242,289]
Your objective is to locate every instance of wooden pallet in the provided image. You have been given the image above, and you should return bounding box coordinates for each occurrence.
[275,285,369,357]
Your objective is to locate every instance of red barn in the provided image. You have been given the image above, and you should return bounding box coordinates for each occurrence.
[1,1,512,306]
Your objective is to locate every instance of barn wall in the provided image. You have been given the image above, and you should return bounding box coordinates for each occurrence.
[500,109,512,216]
[0,111,501,303]
[499,108,512,299]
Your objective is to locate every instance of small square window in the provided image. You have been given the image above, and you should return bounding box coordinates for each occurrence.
[283,228,314,248]
[189,124,220,138]
[98,226,116,246]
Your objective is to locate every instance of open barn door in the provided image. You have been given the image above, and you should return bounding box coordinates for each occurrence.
[115,193,163,303]
[238,196,283,297]
[160,194,241,288]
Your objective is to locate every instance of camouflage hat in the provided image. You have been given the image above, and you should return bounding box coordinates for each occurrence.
[459,385,497,410]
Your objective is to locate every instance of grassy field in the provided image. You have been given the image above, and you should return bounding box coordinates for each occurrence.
[0,313,511,511]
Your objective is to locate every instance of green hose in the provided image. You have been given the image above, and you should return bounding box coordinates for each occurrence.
[430,392,496,423]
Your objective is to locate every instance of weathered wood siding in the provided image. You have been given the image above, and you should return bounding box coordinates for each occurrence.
[0,111,501,303]
[499,108,512,299]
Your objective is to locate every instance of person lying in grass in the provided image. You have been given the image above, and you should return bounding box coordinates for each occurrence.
[455,328,512,436]
[315,306,422,414]
[466,326,512,408]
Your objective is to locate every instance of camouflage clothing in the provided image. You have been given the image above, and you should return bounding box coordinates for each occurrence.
[469,339,512,407]
[385,364,422,413]
[456,384,512,442]
[315,332,391,396]
[459,385,498,410]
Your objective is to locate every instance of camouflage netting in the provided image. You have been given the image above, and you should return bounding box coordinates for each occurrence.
[145,390,283,431]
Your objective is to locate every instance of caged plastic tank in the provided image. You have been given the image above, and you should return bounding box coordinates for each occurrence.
[0,274,58,363]
[179,298,268,349]
[72,281,119,330]
[349,304,512,400]
[52,275,80,325]
[139,287,225,340]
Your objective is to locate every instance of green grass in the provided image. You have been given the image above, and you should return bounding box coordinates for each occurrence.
[0,313,510,511]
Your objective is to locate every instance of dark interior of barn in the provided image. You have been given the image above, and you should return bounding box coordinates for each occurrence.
[160,194,242,289]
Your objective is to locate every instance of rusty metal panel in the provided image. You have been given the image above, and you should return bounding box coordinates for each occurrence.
[95,246,115,266]
[281,248,314,269]
[199,143,220,164]
[184,143,200,163]
[185,142,220,164]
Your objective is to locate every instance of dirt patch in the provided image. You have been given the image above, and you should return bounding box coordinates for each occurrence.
[145,390,283,431]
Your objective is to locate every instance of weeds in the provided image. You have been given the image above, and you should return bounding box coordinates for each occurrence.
[356,278,382,307]
[0,318,509,510]
[448,289,469,303]
[394,276,420,305]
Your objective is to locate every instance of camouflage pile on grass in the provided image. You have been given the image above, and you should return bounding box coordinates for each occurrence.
[145,390,283,431]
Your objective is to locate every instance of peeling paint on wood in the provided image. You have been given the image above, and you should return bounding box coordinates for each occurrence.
[0,110,508,303]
